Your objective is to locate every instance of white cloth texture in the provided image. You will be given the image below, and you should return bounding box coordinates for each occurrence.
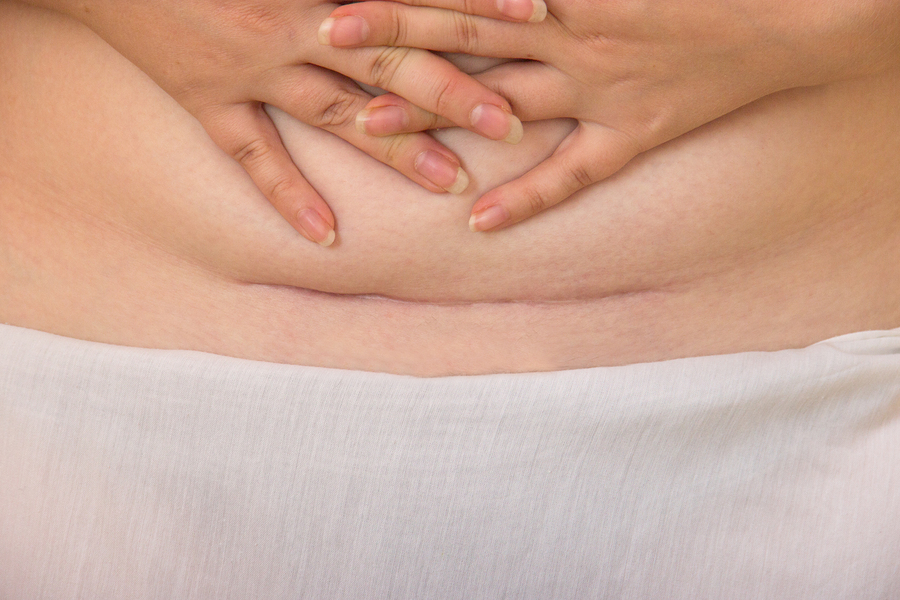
[1,323,899,599]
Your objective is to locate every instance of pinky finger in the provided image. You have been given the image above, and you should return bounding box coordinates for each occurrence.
[468,122,640,232]
[203,103,337,246]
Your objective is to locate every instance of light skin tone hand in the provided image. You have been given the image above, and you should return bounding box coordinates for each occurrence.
[15,0,524,245]
[319,0,900,232]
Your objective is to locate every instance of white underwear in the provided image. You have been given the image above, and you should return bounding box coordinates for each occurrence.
[2,323,899,599]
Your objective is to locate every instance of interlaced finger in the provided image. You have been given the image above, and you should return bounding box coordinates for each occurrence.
[263,64,470,195]
[353,63,575,139]
[316,43,524,143]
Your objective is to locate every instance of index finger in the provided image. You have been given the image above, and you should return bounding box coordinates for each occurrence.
[369,0,547,22]
[204,103,337,246]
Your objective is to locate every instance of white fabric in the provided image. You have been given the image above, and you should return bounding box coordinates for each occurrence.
[1,323,899,599]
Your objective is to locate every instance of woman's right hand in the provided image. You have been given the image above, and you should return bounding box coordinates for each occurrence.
[321,0,900,233]
[17,0,523,245]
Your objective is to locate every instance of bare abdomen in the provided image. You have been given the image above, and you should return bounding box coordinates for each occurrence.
[2,3,900,375]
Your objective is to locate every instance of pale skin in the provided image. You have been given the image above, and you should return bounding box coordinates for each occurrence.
[320,0,900,231]
[3,2,900,375]
[13,0,523,245]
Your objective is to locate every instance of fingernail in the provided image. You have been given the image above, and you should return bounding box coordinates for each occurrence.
[529,0,548,22]
[496,0,547,22]
[298,209,336,246]
[415,150,469,194]
[469,204,510,232]
[470,104,524,144]
[356,106,410,136]
[317,18,334,45]
[318,16,369,46]
[504,114,524,144]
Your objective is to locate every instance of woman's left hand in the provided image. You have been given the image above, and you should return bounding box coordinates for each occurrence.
[319,0,900,231]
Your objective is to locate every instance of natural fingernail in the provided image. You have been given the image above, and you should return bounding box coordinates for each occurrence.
[496,0,547,22]
[469,204,510,232]
[415,150,469,194]
[298,209,336,246]
[504,114,524,144]
[318,16,369,46]
[356,106,410,136]
[529,0,548,22]
[317,18,334,45]
[470,104,524,144]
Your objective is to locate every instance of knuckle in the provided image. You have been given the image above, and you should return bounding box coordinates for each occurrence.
[566,161,595,189]
[232,137,271,168]
[231,137,296,202]
[378,134,412,166]
[387,5,408,46]
[524,188,550,216]
[314,88,362,129]
[428,76,457,120]
[265,174,296,204]
[451,12,479,54]
[368,47,412,89]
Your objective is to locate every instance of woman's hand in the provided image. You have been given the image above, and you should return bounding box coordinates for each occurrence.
[320,0,900,231]
[19,0,523,245]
